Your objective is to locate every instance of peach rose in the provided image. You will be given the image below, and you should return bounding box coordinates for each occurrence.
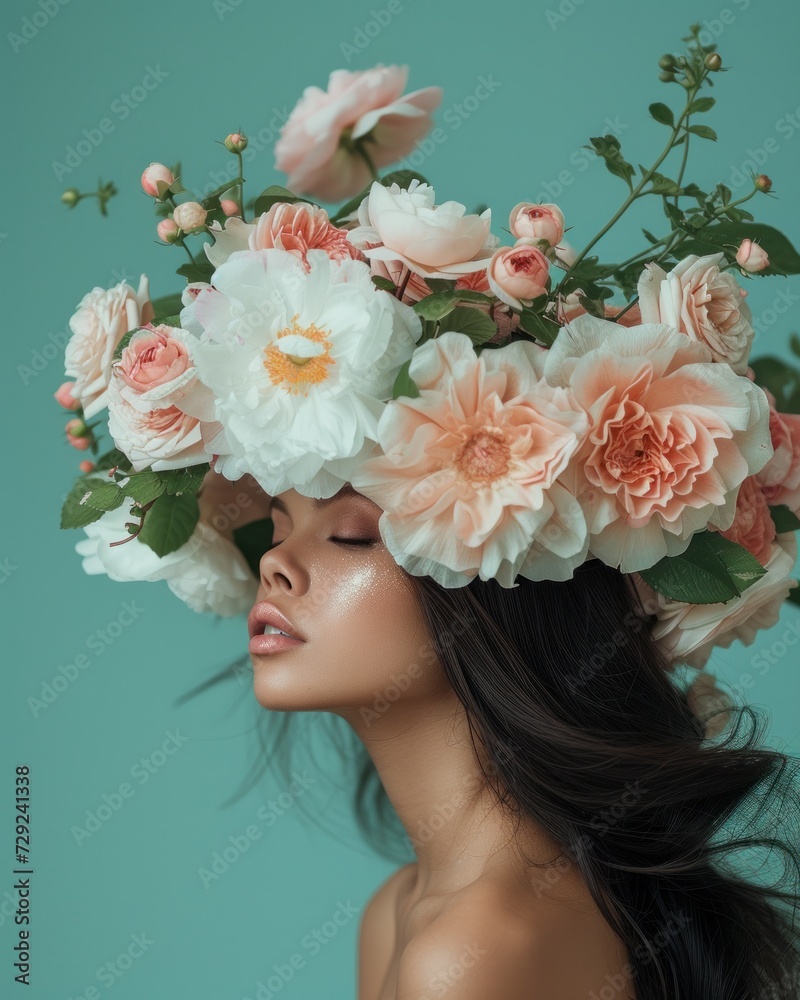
[204,203,365,271]
[345,179,496,280]
[274,64,442,203]
[487,244,549,311]
[106,324,219,472]
[755,387,800,515]
[508,202,565,246]
[709,474,775,566]
[64,275,154,419]
[631,532,798,670]
[542,314,774,574]
[141,163,174,198]
[637,252,755,374]
[350,330,590,589]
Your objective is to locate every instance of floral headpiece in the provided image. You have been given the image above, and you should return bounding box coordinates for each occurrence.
[56,39,800,715]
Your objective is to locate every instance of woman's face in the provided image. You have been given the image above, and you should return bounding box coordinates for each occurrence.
[249,484,447,725]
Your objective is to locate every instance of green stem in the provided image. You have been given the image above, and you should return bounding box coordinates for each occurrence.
[553,69,709,298]
[673,122,691,208]
[236,153,246,221]
[354,141,380,182]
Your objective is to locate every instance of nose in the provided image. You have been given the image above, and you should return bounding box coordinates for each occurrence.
[259,539,309,595]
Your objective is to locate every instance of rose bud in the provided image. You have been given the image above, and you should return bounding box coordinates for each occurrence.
[157,218,181,243]
[66,417,89,437]
[508,202,565,247]
[172,201,208,231]
[54,381,80,410]
[223,133,248,154]
[78,460,96,473]
[487,244,550,311]
[67,434,92,451]
[141,162,175,198]
[756,174,773,193]
[61,188,80,207]
[220,198,240,216]
[736,239,770,273]
[704,52,722,71]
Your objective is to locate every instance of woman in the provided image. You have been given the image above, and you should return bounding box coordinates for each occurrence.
[233,480,800,1000]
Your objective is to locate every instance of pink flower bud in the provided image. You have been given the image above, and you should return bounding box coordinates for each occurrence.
[157,218,181,243]
[508,202,565,246]
[54,380,80,410]
[141,163,175,198]
[224,133,248,154]
[736,239,769,273]
[67,434,92,451]
[756,174,772,193]
[78,460,96,473]
[220,199,240,217]
[66,417,89,437]
[172,201,208,231]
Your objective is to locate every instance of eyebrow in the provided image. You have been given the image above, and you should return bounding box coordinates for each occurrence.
[268,483,368,517]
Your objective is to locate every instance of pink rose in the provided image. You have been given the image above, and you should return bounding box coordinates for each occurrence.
[346,179,496,280]
[709,474,775,566]
[141,163,174,198]
[508,203,565,246]
[487,244,549,311]
[350,330,589,589]
[637,252,755,374]
[736,239,769,273]
[274,64,442,203]
[251,202,364,269]
[64,275,154,419]
[632,532,798,670]
[756,387,800,515]
[543,314,774,574]
[106,324,219,472]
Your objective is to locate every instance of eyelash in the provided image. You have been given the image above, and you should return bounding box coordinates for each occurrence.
[265,536,375,550]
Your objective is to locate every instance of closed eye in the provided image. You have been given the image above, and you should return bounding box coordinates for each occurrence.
[264,537,375,550]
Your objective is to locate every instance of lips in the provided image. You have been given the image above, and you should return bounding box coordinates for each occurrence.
[247,601,306,642]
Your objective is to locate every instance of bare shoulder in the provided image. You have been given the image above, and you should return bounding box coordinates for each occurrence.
[395,879,636,1000]
[358,862,416,999]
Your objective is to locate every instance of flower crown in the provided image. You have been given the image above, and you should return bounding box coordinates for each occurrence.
[56,37,800,716]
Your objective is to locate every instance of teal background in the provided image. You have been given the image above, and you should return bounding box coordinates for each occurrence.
[2,0,800,997]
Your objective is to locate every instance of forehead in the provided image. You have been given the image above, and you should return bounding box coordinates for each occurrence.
[269,484,377,517]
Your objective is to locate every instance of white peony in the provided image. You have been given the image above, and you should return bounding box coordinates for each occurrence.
[179,247,422,498]
[75,503,257,617]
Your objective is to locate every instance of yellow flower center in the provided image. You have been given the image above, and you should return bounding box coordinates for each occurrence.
[262,314,335,396]
[455,427,511,483]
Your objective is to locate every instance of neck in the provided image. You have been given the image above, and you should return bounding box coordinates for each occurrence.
[340,688,564,899]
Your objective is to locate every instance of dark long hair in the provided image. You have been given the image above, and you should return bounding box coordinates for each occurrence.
[181,558,800,999]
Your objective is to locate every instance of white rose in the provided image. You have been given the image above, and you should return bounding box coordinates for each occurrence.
[64,275,153,419]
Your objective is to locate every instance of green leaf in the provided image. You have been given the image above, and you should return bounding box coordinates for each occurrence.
[201,178,245,206]
[682,183,708,202]
[81,482,125,512]
[642,229,660,244]
[60,478,109,529]
[673,222,800,276]
[638,530,768,604]
[232,517,274,580]
[159,464,210,496]
[517,307,561,347]
[136,492,199,557]
[150,293,185,317]
[769,504,800,533]
[585,136,635,188]
[688,96,716,113]
[787,584,800,607]
[453,289,496,304]
[175,259,214,284]
[252,184,316,217]
[439,306,497,346]
[662,201,685,226]
[749,356,800,414]
[649,103,675,127]
[392,358,420,400]
[412,292,457,322]
[153,314,182,328]
[648,171,683,196]
[371,275,397,291]
[95,447,132,473]
[424,278,457,293]
[123,472,166,506]
[688,124,718,141]
[329,169,430,225]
